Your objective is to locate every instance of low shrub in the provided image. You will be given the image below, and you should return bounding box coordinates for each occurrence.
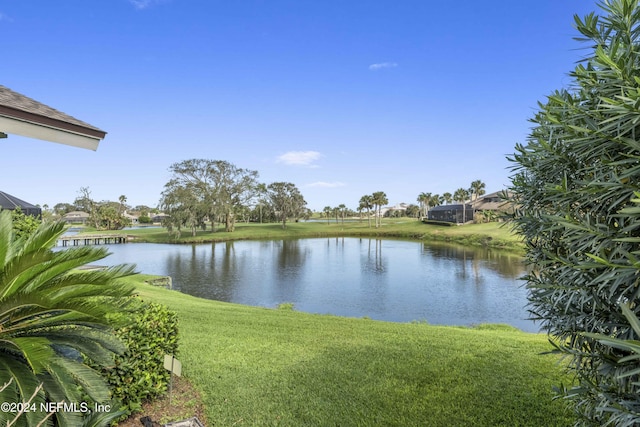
[138,215,152,224]
[421,219,456,227]
[144,276,173,289]
[277,302,295,311]
[101,301,179,416]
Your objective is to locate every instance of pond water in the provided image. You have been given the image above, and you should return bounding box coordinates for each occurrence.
[70,237,536,332]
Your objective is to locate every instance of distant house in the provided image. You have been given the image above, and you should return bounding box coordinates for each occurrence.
[151,213,170,224]
[124,212,139,224]
[427,204,474,224]
[380,203,409,217]
[62,211,90,224]
[0,191,41,217]
[472,191,514,216]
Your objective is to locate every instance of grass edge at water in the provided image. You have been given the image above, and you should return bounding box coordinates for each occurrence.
[125,278,574,426]
[85,220,523,253]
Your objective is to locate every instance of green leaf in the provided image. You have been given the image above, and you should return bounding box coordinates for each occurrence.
[619,303,640,336]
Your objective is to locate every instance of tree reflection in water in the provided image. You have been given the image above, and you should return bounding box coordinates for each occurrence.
[73,238,533,331]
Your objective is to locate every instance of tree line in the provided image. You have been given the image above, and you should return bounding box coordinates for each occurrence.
[320,180,489,229]
[40,165,489,233]
[159,159,308,236]
[36,159,309,234]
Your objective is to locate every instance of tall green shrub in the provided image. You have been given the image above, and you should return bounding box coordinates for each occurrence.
[8,207,41,238]
[101,301,179,415]
[509,1,640,424]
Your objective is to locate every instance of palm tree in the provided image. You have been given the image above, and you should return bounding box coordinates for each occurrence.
[0,211,135,426]
[429,194,442,210]
[417,192,431,218]
[371,191,388,228]
[323,206,332,224]
[338,204,347,224]
[118,194,127,215]
[470,179,486,204]
[359,195,373,228]
[454,188,470,224]
[443,192,453,205]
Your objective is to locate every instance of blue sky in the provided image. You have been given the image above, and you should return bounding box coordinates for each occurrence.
[1,0,599,211]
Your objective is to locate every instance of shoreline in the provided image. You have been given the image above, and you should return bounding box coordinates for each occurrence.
[125,278,571,426]
[78,220,525,254]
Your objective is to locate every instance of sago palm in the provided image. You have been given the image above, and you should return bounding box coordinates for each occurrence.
[0,210,135,426]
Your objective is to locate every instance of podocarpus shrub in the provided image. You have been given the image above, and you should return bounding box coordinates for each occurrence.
[508,1,640,425]
[101,301,179,415]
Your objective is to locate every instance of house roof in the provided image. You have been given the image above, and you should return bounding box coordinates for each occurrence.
[472,191,513,211]
[0,85,106,150]
[63,211,90,218]
[0,190,40,210]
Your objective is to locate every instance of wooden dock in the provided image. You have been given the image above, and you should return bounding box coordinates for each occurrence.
[58,234,132,247]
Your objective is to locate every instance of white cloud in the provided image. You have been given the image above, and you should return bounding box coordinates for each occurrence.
[129,0,166,10]
[277,151,322,167]
[129,0,150,9]
[368,62,398,70]
[307,182,346,188]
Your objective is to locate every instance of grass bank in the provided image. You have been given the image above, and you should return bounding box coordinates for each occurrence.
[107,219,523,252]
[127,277,573,426]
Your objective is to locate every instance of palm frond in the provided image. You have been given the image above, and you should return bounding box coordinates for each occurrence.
[49,356,111,403]
[4,337,54,374]
[13,246,112,295]
[0,357,48,426]
[0,211,13,271]
[40,366,85,427]
[17,219,66,258]
[40,330,124,366]
[0,249,53,299]
[82,407,127,427]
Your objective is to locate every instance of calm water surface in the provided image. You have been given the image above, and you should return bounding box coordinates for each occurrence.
[67,238,535,331]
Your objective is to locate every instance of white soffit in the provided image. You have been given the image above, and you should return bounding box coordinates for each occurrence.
[0,115,100,151]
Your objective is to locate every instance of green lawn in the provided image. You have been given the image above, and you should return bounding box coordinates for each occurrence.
[127,277,574,426]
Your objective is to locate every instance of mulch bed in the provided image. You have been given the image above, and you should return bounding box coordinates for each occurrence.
[117,376,207,427]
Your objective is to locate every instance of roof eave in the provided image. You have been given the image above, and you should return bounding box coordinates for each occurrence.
[0,115,104,151]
